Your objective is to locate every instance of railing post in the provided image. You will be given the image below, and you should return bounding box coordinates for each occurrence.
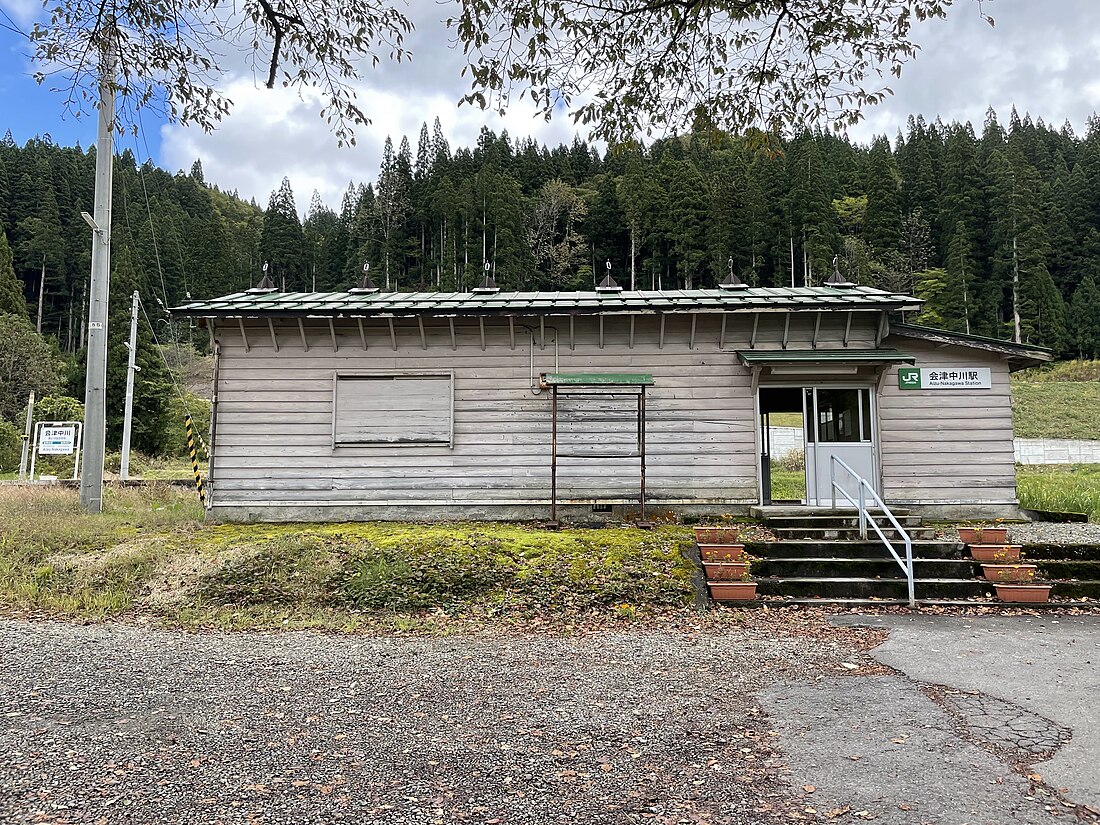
[905,536,915,607]
[830,457,836,510]
[858,483,867,539]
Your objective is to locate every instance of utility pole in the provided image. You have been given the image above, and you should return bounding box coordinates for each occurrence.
[79,25,117,513]
[17,392,34,480]
[120,290,140,480]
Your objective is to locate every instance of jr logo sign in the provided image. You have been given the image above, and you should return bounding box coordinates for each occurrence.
[898,367,921,390]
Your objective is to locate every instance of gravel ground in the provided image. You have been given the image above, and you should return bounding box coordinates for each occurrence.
[0,619,871,825]
[1009,521,1100,545]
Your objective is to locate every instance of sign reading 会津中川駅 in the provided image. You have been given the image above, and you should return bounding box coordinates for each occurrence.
[898,367,992,390]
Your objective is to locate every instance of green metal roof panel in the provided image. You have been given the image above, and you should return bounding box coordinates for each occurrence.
[543,372,655,386]
[736,349,915,365]
[171,286,922,318]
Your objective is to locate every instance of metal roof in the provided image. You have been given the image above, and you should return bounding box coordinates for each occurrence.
[737,349,915,366]
[542,372,655,386]
[170,286,922,319]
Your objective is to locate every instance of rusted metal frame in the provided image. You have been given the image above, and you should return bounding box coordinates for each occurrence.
[843,311,853,347]
[417,316,427,350]
[550,386,559,528]
[387,317,397,351]
[266,318,279,352]
[356,318,368,350]
[812,311,822,349]
[639,388,648,526]
[749,313,760,349]
[237,318,250,352]
[327,318,339,351]
[688,315,697,350]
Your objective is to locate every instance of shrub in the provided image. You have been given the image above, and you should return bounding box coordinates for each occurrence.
[0,419,22,473]
[776,448,805,472]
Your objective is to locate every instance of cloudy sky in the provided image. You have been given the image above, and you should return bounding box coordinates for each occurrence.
[0,0,1097,212]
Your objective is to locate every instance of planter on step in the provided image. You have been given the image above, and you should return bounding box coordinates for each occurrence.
[981,563,1038,583]
[957,526,1009,545]
[994,583,1051,603]
[702,561,750,581]
[969,544,1022,563]
[699,543,746,562]
[694,526,740,545]
[708,581,758,601]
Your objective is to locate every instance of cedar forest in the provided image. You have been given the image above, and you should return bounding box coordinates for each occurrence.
[2,108,1100,459]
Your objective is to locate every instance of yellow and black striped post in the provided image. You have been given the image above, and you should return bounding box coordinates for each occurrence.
[184,413,206,507]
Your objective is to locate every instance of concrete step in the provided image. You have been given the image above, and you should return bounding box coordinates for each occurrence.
[745,540,964,560]
[752,557,975,579]
[764,514,925,530]
[750,506,912,519]
[772,526,936,541]
[755,577,986,600]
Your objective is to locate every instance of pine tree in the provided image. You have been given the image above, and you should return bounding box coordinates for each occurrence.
[0,229,26,317]
[259,177,305,289]
[1069,274,1100,358]
[104,246,171,454]
[863,136,902,256]
[376,137,411,290]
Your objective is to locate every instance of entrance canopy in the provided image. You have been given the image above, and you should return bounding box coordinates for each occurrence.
[737,349,914,368]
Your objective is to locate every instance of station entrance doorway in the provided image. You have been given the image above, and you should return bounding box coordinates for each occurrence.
[758,386,877,506]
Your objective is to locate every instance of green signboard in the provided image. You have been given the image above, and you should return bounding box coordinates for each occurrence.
[898,367,992,390]
[898,367,921,390]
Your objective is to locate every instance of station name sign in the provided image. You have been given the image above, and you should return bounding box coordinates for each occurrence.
[898,367,992,390]
[38,425,78,455]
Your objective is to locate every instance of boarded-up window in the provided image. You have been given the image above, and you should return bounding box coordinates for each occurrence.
[333,373,453,446]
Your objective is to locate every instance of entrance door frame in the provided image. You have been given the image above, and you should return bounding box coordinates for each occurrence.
[755,382,881,507]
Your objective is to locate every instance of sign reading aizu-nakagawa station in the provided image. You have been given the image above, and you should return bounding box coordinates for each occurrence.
[898,367,992,390]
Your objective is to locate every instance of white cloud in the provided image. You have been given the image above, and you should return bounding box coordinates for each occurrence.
[160,0,1100,204]
[0,0,39,28]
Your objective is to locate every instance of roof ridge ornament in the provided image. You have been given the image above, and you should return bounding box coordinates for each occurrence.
[247,261,278,293]
[719,256,749,290]
[825,255,855,288]
[596,260,622,293]
[473,260,500,294]
[349,262,380,294]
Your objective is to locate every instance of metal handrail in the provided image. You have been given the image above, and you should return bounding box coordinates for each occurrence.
[830,455,915,607]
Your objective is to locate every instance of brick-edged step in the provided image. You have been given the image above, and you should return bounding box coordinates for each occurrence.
[754,557,974,579]
[756,576,985,600]
[772,526,937,541]
[744,540,964,560]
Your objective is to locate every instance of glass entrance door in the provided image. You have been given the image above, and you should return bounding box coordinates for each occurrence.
[803,387,876,506]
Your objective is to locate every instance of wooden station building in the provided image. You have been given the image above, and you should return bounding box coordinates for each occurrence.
[172,280,1050,522]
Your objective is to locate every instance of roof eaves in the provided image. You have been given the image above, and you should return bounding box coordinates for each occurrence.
[889,323,1053,365]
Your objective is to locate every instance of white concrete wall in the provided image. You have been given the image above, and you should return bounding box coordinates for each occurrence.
[768,427,804,460]
[1015,439,1100,465]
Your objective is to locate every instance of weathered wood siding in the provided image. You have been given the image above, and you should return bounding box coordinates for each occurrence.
[208,310,883,514]
[878,336,1017,505]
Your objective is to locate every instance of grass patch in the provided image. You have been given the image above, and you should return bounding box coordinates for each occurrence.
[1012,382,1100,440]
[0,486,698,626]
[770,469,805,501]
[1017,464,1100,521]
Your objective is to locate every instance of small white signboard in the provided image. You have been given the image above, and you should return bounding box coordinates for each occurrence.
[38,426,77,455]
[898,366,992,390]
